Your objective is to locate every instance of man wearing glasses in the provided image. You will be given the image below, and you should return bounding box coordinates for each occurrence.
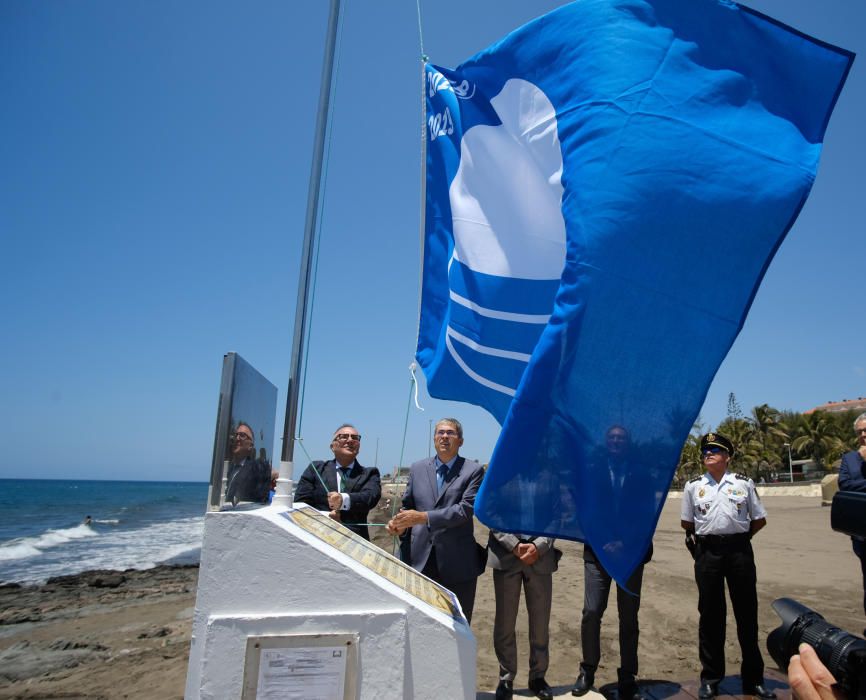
[387,418,486,623]
[838,412,866,625]
[225,422,271,505]
[294,424,381,540]
[681,432,774,700]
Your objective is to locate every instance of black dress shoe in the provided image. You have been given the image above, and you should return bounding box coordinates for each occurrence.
[495,679,514,700]
[529,677,554,700]
[698,682,718,699]
[572,671,594,696]
[618,682,647,700]
[743,683,776,699]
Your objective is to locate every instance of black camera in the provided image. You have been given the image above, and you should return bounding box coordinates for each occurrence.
[766,490,866,699]
[767,598,866,698]
[831,491,866,540]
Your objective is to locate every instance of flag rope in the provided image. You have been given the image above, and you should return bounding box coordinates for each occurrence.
[396,366,417,500]
[386,369,420,553]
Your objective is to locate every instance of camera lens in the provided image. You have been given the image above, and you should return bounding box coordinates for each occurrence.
[768,598,866,696]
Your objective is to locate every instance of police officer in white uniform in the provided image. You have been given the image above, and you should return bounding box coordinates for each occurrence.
[681,432,775,700]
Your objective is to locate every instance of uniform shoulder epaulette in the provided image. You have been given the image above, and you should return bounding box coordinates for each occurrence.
[688,475,702,483]
[734,473,750,481]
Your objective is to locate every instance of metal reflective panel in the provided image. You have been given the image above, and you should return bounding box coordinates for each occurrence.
[207,352,278,510]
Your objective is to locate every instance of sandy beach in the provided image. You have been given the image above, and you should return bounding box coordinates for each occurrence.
[1,494,862,699]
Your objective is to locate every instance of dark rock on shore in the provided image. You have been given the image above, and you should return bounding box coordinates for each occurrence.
[0,565,199,628]
[0,564,199,698]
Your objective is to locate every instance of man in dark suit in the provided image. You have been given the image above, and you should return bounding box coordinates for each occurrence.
[488,529,558,700]
[573,425,654,700]
[839,412,866,620]
[294,424,382,540]
[387,418,486,622]
[225,422,271,506]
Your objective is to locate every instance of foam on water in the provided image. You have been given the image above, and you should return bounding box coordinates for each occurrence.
[0,524,98,562]
[1,516,204,584]
[0,542,42,561]
[0,479,209,584]
[72,517,203,570]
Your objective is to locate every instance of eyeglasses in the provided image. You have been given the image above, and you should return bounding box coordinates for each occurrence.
[334,433,361,442]
[436,429,459,437]
[232,432,253,443]
[701,447,725,456]
[856,427,866,435]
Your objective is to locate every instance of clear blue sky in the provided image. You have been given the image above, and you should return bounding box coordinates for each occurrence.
[1,0,862,482]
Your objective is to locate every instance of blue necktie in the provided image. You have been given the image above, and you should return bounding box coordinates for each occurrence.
[436,464,448,494]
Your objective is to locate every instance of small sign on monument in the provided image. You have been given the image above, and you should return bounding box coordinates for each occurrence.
[242,633,359,700]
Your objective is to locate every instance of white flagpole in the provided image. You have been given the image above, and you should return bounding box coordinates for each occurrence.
[275,0,342,504]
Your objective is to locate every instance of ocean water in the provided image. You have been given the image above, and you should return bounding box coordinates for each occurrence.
[0,479,208,584]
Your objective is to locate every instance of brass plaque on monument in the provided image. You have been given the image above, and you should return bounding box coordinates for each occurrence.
[283,508,462,620]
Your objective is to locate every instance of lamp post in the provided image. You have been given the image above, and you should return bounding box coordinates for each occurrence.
[783,442,793,483]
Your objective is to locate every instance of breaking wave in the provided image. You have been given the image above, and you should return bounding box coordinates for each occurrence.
[0,524,98,562]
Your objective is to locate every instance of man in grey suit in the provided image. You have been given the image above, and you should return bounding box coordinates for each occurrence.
[387,418,485,622]
[488,530,558,700]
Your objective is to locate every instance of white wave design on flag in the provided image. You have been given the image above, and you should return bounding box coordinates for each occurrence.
[447,288,551,324]
[446,78,566,396]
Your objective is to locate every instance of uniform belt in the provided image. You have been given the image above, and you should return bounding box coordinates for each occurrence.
[696,532,750,545]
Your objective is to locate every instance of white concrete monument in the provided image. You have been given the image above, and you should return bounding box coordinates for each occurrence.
[185,503,476,699]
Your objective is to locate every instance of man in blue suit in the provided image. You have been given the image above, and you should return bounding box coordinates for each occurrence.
[839,412,866,621]
[387,418,486,622]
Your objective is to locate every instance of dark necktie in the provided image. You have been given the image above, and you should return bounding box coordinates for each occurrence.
[436,464,448,494]
[340,468,351,491]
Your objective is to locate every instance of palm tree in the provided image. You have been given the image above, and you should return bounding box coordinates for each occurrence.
[716,416,762,478]
[676,431,703,485]
[790,411,846,469]
[827,410,864,454]
[751,404,787,442]
[750,404,788,479]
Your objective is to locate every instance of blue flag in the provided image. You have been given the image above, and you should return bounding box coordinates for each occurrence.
[416,0,852,586]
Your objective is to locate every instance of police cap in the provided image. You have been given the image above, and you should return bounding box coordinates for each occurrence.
[700,431,734,455]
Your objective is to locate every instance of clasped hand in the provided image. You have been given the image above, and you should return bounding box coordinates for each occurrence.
[387,508,427,535]
[513,542,539,565]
